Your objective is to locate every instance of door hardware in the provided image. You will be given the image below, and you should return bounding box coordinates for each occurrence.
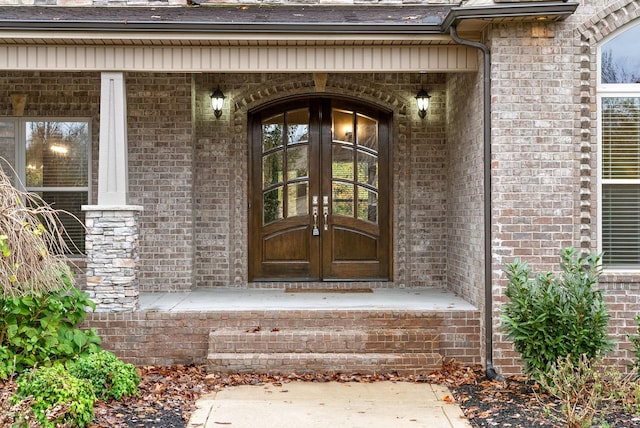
[312,196,320,236]
[322,196,329,231]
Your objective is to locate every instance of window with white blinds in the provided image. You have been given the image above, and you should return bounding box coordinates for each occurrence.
[601,98,640,267]
[599,22,640,268]
[0,119,91,255]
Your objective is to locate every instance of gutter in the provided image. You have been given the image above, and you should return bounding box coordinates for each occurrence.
[0,21,443,35]
[442,2,579,29]
[448,24,503,382]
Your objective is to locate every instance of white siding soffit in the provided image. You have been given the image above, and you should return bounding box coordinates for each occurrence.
[0,3,578,73]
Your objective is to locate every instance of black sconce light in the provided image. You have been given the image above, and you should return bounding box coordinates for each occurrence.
[210,87,226,119]
[415,88,431,119]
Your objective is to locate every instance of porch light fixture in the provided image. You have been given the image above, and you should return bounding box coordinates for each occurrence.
[210,87,225,119]
[415,88,431,119]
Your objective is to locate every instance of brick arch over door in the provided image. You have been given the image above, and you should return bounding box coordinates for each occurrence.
[576,2,640,252]
[227,74,414,285]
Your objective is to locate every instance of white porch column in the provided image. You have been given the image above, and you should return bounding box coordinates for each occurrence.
[98,71,129,205]
[82,72,141,312]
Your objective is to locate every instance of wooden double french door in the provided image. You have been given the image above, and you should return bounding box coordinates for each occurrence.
[249,98,391,281]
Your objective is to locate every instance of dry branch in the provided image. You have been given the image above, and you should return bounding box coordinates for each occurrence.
[0,160,78,297]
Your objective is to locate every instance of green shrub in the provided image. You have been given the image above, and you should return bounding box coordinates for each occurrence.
[12,363,96,427]
[500,247,612,381]
[0,345,15,380]
[69,350,140,400]
[0,276,102,378]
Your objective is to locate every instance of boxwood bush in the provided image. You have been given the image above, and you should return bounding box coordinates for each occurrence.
[500,247,612,382]
[12,363,96,428]
[69,350,140,400]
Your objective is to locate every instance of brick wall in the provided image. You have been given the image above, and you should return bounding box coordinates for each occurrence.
[0,71,101,290]
[192,72,448,288]
[409,74,448,286]
[85,309,482,367]
[126,73,194,292]
[488,0,640,375]
[0,73,101,173]
[488,19,585,374]
[445,70,484,309]
[0,71,455,292]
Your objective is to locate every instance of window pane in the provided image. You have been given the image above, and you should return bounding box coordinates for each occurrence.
[263,187,284,225]
[332,182,354,217]
[356,113,378,151]
[332,144,353,181]
[357,186,377,223]
[32,191,87,255]
[25,122,89,188]
[287,182,308,218]
[262,114,284,151]
[357,150,378,187]
[601,24,640,84]
[263,151,283,188]
[603,184,640,266]
[602,98,640,179]
[286,109,309,145]
[333,109,354,144]
[0,121,15,182]
[287,145,308,180]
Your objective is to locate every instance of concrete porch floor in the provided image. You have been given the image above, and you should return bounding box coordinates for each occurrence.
[138,287,478,312]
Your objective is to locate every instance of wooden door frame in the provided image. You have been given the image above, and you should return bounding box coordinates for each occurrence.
[248,95,393,282]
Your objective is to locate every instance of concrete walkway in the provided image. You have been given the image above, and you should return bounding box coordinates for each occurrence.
[187,381,471,428]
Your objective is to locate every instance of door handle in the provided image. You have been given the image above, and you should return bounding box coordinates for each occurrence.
[322,196,329,231]
[312,196,320,236]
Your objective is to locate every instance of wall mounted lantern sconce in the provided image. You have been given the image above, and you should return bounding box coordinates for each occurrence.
[210,87,226,119]
[415,88,431,119]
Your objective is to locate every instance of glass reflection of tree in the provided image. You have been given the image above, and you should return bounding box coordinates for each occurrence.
[602,49,640,84]
[262,111,309,224]
[262,123,282,224]
[25,121,89,254]
[26,122,89,188]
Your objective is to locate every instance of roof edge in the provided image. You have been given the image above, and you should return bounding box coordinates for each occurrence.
[0,2,579,38]
[0,21,443,35]
[442,1,579,30]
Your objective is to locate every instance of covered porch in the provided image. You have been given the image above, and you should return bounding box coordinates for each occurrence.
[86,287,481,374]
[0,2,578,374]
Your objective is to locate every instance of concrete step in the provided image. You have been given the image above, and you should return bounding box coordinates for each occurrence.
[206,351,442,375]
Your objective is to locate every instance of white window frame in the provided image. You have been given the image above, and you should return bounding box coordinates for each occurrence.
[597,21,640,271]
[11,117,92,255]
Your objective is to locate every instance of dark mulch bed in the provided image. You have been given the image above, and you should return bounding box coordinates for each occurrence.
[449,365,640,428]
[3,363,640,427]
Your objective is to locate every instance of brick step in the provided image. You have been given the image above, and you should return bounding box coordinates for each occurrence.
[196,312,446,330]
[208,328,440,354]
[206,352,442,375]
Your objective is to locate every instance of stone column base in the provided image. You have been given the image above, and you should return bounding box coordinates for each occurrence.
[82,205,143,312]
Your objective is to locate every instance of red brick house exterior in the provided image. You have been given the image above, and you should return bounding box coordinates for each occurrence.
[1,0,639,376]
